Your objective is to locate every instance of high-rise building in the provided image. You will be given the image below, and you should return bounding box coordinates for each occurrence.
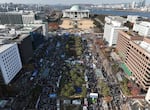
[0,12,23,24]
[125,38,150,90]
[0,43,22,84]
[116,30,143,60]
[116,30,150,90]
[0,11,35,25]
[103,16,128,47]
[132,1,136,9]
[140,0,146,7]
[15,24,45,49]
[133,21,150,37]
[0,23,48,64]
[13,34,34,64]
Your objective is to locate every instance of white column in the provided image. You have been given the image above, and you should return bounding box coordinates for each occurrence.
[67,12,69,18]
[77,12,80,19]
[73,12,75,19]
[79,12,81,18]
[69,12,71,18]
[81,12,82,18]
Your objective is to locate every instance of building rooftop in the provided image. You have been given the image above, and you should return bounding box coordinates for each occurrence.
[134,40,150,53]
[126,31,142,37]
[17,25,38,33]
[110,16,126,22]
[13,34,30,42]
[0,33,17,40]
[0,24,43,46]
[138,21,150,27]
[0,43,16,53]
[123,31,144,40]
[105,16,126,25]
[0,11,35,15]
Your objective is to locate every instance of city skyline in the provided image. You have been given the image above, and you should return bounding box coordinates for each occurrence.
[0,0,149,5]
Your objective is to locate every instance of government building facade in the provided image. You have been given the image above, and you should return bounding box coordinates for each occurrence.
[62,5,90,19]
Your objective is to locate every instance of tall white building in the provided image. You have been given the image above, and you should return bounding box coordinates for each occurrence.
[62,5,90,19]
[103,16,128,47]
[133,21,150,37]
[0,43,22,84]
[132,1,136,9]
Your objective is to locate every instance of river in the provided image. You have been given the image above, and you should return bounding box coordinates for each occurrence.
[91,9,150,18]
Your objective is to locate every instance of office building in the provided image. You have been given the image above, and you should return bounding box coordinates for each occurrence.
[133,21,150,37]
[13,25,44,50]
[0,24,46,64]
[103,16,128,47]
[0,11,35,25]
[63,5,90,19]
[126,38,150,90]
[0,43,22,84]
[104,16,127,25]
[13,34,33,64]
[31,20,48,37]
[116,31,143,60]
[116,30,150,90]
[127,15,140,23]
[0,12,23,24]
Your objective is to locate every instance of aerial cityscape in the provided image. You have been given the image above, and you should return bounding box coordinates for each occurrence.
[0,0,150,110]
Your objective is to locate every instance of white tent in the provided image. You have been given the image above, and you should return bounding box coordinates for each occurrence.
[90,93,98,98]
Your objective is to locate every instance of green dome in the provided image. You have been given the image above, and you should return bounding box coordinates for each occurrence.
[70,5,81,11]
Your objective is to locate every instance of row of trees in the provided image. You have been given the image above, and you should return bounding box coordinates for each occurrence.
[98,80,110,97]
[60,64,86,97]
[65,37,83,57]
[120,77,130,95]
[75,37,83,56]
[111,64,121,74]
[120,77,140,96]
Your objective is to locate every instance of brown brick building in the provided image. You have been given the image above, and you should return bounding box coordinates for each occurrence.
[116,31,150,90]
[116,30,143,60]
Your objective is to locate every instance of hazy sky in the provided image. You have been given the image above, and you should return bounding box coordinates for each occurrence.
[0,0,149,5]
